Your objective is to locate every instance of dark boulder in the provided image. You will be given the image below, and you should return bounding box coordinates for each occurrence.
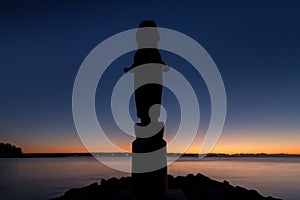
[50,173,282,200]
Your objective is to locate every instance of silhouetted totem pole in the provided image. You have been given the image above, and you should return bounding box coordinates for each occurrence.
[124,20,169,200]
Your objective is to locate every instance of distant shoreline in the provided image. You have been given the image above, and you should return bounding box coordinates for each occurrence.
[1,152,300,158]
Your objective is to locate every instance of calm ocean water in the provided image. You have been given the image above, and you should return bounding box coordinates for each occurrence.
[0,156,299,200]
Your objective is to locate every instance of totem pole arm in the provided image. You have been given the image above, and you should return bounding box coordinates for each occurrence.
[124,67,134,73]
[162,65,170,72]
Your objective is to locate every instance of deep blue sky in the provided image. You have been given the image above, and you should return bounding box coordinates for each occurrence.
[0,0,299,153]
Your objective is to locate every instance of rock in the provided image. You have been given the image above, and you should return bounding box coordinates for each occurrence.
[50,173,282,200]
[223,180,230,185]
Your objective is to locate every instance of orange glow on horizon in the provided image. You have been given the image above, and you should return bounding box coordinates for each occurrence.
[17,129,300,154]
[21,140,300,155]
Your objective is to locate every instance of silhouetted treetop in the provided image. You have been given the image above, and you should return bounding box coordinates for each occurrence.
[0,142,23,157]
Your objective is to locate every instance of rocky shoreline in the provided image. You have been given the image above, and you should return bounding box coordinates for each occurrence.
[51,173,281,200]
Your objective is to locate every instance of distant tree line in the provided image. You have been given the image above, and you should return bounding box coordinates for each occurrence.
[0,142,23,157]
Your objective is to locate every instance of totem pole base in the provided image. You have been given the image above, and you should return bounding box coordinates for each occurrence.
[132,139,167,200]
[108,123,186,199]
[131,122,167,200]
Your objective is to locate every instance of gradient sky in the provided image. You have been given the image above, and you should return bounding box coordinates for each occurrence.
[0,0,299,153]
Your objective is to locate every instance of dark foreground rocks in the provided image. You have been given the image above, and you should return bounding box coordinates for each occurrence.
[51,173,281,200]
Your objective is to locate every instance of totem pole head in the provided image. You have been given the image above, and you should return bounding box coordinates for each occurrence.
[136,20,160,49]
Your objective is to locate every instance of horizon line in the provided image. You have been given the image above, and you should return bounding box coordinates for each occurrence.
[20,152,300,156]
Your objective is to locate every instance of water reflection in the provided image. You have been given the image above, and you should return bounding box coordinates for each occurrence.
[0,157,299,200]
